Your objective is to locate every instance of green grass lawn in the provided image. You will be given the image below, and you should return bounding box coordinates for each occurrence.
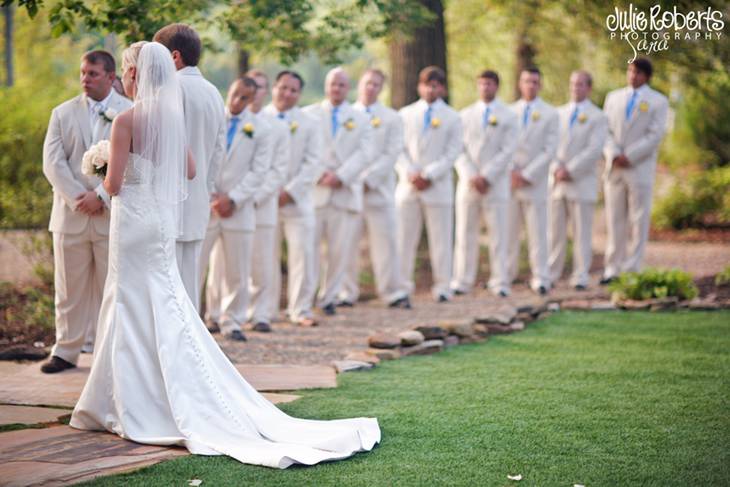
[86,311,730,486]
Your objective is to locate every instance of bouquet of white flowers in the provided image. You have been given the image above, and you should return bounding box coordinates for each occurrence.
[81,140,111,177]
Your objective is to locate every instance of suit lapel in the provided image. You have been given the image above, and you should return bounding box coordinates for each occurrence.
[75,96,93,148]
[228,113,249,156]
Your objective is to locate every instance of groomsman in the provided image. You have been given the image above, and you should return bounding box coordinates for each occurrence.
[451,70,518,297]
[153,24,226,310]
[601,58,668,283]
[396,66,462,302]
[263,71,320,327]
[548,70,608,289]
[339,68,410,309]
[508,67,559,295]
[246,69,290,332]
[304,68,373,315]
[41,50,132,373]
[199,77,272,341]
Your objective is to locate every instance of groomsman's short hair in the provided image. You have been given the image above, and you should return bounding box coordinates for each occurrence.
[522,66,541,78]
[275,70,305,90]
[153,23,202,67]
[571,69,593,87]
[418,66,446,86]
[364,68,386,82]
[82,50,116,73]
[232,76,259,91]
[631,57,653,79]
[478,70,500,85]
[246,69,269,88]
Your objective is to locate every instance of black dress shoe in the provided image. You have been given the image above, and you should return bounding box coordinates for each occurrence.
[252,322,272,333]
[206,319,221,334]
[537,285,548,296]
[452,289,466,296]
[41,356,76,374]
[599,276,617,286]
[388,296,412,309]
[225,329,247,342]
[498,290,509,298]
[574,284,588,291]
[322,303,336,316]
[437,294,449,303]
[336,300,354,308]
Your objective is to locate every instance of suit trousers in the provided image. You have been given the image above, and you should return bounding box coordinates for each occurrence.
[199,226,253,333]
[248,224,277,324]
[452,197,510,295]
[273,212,316,321]
[397,199,453,299]
[603,169,654,277]
[341,205,408,304]
[548,197,594,287]
[314,205,357,307]
[176,239,203,311]
[51,225,108,365]
[204,239,223,324]
[507,198,551,290]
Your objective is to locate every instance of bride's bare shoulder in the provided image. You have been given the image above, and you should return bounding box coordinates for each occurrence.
[113,107,134,129]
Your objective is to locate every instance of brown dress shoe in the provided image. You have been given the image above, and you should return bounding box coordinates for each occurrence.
[41,356,76,374]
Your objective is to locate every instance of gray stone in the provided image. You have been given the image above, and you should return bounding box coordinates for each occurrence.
[590,300,616,311]
[332,360,374,373]
[398,330,425,346]
[412,325,448,340]
[345,351,380,365]
[560,299,593,311]
[459,335,488,345]
[547,302,560,312]
[366,348,401,360]
[688,298,721,311]
[509,321,526,331]
[472,323,490,337]
[474,304,517,325]
[401,339,444,356]
[438,319,475,338]
[516,311,535,323]
[443,335,460,347]
[367,333,401,349]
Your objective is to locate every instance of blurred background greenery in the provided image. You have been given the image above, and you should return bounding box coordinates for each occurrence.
[1,0,728,230]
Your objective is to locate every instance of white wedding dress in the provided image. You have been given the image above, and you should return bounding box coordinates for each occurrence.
[70,153,380,468]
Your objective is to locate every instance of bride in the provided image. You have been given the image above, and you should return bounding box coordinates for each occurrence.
[70,41,380,469]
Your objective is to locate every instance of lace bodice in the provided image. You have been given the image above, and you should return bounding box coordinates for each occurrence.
[124,153,155,185]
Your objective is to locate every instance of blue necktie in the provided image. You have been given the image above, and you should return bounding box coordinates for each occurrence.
[331,106,339,137]
[366,105,372,114]
[522,104,531,128]
[423,105,432,133]
[482,106,492,128]
[277,112,285,120]
[569,105,579,129]
[625,91,637,120]
[226,116,240,151]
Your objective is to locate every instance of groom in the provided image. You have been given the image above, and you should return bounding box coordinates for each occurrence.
[40,50,132,373]
[153,24,227,310]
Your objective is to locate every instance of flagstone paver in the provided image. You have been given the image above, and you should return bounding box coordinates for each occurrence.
[0,405,71,426]
[0,425,188,487]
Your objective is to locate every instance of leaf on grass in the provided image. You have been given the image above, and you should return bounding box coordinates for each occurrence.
[507,474,522,481]
[574,484,585,487]
[188,480,203,486]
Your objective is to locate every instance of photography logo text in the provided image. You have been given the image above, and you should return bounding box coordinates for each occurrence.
[606,4,724,62]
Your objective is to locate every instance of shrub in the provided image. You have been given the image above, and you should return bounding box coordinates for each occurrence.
[716,266,730,287]
[608,268,699,301]
[652,166,730,230]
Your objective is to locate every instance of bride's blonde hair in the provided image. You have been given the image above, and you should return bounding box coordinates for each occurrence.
[122,41,148,71]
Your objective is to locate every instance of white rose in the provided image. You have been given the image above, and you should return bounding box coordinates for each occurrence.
[103,108,118,121]
[81,140,111,176]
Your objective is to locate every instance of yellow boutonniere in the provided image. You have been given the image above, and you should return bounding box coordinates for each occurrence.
[531,110,541,122]
[290,121,299,134]
[242,122,254,138]
[488,115,498,126]
[639,101,649,113]
[344,118,355,131]
[431,117,441,128]
[371,116,381,128]
[578,113,588,124]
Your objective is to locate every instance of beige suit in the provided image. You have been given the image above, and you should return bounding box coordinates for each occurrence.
[548,100,607,286]
[508,97,559,291]
[263,104,320,322]
[200,109,271,332]
[303,100,373,307]
[396,98,462,299]
[340,101,408,304]
[452,99,518,295]
[176,67,227,310]
[43,90,132,364]
[602,84,669,277]
[249,112,290,325]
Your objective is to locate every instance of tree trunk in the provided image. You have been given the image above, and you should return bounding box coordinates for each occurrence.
[237,46,249,77]
[388,0,447,109]
[3,4,13,87]
[514,27,536,100]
